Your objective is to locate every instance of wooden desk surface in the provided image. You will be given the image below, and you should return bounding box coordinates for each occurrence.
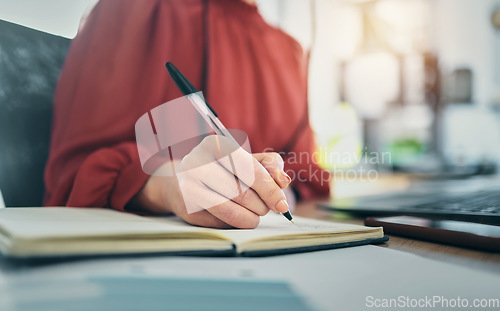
[295,200,500,275]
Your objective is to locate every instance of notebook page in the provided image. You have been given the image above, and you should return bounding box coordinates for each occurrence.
[0,208,215,240]
[211,213,382,245]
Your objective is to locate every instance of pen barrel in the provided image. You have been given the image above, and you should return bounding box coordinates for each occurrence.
[187,94,239,146]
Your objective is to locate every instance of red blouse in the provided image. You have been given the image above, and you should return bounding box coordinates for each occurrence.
[44,0,329,210]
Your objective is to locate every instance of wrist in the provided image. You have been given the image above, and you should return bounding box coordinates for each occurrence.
[127,175,168,214]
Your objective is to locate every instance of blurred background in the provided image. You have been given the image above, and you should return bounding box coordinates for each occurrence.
[258,0,500,177]
[1,0,500,200]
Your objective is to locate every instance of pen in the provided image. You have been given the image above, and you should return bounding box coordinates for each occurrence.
[165,62,294,224]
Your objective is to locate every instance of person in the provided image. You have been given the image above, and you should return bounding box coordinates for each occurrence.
[44,0,329,228]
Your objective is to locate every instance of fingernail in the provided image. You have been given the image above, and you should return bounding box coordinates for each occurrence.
[281,171,291,184]
[276,199,289,213]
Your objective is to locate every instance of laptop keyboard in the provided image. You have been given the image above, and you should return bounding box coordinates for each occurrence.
[409,190,500,214]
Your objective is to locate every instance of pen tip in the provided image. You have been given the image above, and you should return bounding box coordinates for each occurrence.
[290,219,295,224]
[282,210,294,222]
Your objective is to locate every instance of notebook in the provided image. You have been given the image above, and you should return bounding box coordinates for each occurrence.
[0,207,387,260]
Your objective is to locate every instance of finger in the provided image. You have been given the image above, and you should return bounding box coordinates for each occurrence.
[252,152,284,170]
[249,158,289,213]
[220,150,289,213]
[191,161,268,216]
[252,153,291,189]
[231,188,269,216]
[186,159,245,202]
[206,200,260,229]
[181,210,233,229]
[174,180,239,228]
[198,136,289,214]
[177,175,233,215]
[177,177,261,228]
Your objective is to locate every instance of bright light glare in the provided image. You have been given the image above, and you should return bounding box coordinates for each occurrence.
[344,52,399,119]
[330,6,363,60]
[374,0,430,53]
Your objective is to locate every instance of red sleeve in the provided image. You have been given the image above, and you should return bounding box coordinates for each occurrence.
[274,34,330,199]
[285,120,331,200]
[43,0,203,210]
[44,0,328,209]
[67,142,149,210]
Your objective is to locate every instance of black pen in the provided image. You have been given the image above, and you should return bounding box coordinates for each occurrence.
[165,62,294,224]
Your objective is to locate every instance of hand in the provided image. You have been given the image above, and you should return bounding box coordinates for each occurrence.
[130,135,292,229]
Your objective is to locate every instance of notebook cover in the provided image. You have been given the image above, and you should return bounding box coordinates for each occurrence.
[239,236,389,257]
[0,236,389,266]
[0,248,238,266]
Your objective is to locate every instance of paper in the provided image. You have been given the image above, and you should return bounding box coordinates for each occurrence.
[210,213,380,244]
[0,208,376,242]
[0,208,210,239]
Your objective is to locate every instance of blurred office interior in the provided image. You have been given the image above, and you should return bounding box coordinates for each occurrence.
[1,0,500,182]
[259,0,500,177]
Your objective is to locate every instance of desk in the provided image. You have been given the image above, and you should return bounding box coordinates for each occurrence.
[294,200,500,275]
[2,201,499,311]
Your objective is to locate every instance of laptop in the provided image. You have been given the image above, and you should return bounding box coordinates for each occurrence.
[319,175,500,225]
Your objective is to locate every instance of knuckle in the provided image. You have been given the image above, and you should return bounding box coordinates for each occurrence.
[255,208,268,217]
[200,135,217,152]
[271,153,285,168]
[183,213,208,228]
[180,153,191,164]
[181,213,195,225]
[238,189,252,206]
[270,152,283,162]
[178,170,197,185]
[180,153,213,174]
[200,134,237,158]
[219,205,240,226]
[245,216,260,229]
[261,152,283,168]
[266,166,281,177]
[237,190,267,217]
[180,153,196,169]
[201,135,217,145]
[217,135,233,145]
[262,179,281,200]
[217,204,259,229]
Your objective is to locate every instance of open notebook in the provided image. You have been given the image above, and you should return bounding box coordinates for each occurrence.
[0,208,387,260]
